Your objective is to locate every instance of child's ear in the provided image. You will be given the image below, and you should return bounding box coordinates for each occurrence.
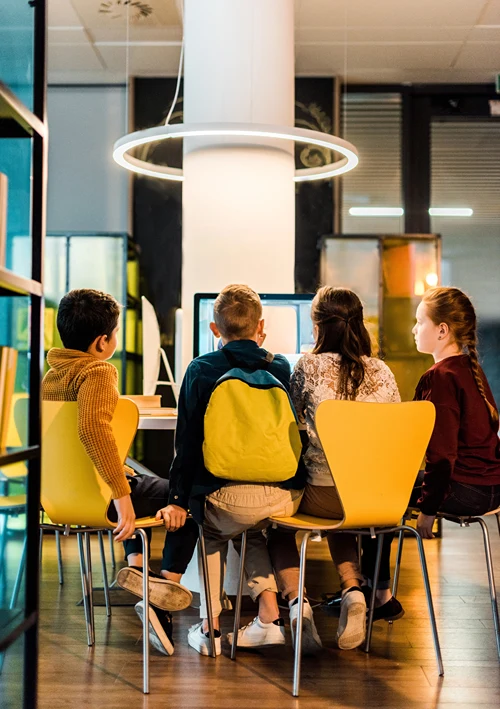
[209,322,221,338]
[95,334,107,353]
[257,319,265,334]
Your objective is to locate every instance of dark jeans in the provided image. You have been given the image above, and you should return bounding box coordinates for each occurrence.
[410,470,500,517]
[361,534,394,591]
[107,472,198,573]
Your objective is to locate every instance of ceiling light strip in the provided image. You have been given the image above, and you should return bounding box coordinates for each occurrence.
[348,207,473,217]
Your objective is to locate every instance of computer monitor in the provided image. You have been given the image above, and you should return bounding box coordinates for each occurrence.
[142,296,178,401]
[193,293,316,365]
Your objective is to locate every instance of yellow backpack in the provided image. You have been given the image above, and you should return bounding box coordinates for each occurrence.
[203,352,302,483]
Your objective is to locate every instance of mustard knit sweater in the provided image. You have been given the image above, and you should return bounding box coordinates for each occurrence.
[42,348,131,499]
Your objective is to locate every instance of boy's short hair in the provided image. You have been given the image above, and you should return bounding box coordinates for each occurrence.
[57,289,121,352]
[213,284,262,340]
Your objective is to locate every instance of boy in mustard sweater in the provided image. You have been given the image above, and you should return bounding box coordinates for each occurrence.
[43,289,198,656]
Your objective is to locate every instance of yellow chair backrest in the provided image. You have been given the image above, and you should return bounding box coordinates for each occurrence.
[0,393,29,480]
[315,400,435,528]
[41,398,139,528]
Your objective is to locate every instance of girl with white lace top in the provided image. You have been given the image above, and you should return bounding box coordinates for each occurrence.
[269,286,402,652]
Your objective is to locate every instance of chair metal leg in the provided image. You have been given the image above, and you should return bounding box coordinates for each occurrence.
[403,525,444,676]
[496,512,500,539]
[55,529,64,585]
[476,517,500,661]
[9,535,27,609]
[85,532,96,643]
[292,531,311,698]
[39,527,43,569]
[77,533,94,646]
[108,530,116,569]
[197,524,216,658]
[231,530,247,661]
[136,529,150,695]
[98,531,111,617]
[364,533,384,653]
[392,521,406,599]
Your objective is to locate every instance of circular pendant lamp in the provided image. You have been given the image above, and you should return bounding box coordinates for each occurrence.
[113,122,359,182]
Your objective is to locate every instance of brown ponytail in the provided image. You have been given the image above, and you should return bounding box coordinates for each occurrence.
[422,287,499,426]
[312,286,372,400]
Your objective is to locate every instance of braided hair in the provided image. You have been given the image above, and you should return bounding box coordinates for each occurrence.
[312,286,372,400]
[422,287,499,426]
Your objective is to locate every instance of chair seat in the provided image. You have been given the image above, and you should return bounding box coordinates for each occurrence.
[0,495,26,511]
[269,512,343,530]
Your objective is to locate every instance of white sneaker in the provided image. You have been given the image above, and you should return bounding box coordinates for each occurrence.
[289,598,323,655]
[187,621,222,656]
[337,588,367,650]
[227,616,286,648]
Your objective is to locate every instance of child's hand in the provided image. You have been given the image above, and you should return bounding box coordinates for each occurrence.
[113,494,136,542]
[416,512,436,539]
[156,504,187,532]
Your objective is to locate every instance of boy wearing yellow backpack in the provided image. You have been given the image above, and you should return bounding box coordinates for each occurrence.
[168,284,319,656]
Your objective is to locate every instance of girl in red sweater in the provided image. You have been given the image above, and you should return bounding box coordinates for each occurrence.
[412,287,500,538]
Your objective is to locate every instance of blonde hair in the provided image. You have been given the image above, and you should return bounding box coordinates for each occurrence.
[213,284,262,340]
[422,287,498,425]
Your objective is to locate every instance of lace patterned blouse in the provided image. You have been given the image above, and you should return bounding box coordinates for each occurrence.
[290,353,401,486]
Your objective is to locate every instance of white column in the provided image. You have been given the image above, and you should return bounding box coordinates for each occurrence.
[181,0,295,368]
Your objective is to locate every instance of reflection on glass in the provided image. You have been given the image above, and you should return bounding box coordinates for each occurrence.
[0,297,30,447]
[382,238,437,401]
[0,460,27,628]
[69,237,123,300]
[1,140,32,279]
[0,623,25,700]
[320,238,379,316]
[321,236,440,401]
[0,0,34,110]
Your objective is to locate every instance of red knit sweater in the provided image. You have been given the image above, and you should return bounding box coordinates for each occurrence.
[414,354,500,515]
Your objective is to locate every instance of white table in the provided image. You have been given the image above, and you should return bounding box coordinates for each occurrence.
[138,413,178,430]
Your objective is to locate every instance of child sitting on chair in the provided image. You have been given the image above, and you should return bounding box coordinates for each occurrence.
[43,288,198,656]
[412,287,500,534]
[167,284,311,656]
[268,286,402,652]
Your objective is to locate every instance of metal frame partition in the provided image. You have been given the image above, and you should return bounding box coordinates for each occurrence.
[0,0,47,707]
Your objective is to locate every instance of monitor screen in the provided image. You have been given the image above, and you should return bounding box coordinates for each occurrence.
[193,293,316,365]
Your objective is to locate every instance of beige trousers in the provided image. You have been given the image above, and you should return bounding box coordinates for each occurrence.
[200,483,303,618]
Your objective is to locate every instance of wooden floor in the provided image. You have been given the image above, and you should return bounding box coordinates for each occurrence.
[2,519,500,708]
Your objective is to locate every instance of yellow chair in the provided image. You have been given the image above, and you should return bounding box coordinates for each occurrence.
[230,399,443,697]
[42,398,218,690]
[42,398,164,694]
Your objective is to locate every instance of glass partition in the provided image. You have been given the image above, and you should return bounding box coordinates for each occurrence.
[320,235,440,401]
[0,0,34,110]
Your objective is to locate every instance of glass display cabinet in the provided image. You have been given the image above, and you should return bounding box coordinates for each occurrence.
[11,232,142,395]
[320,234,441,402]
[0,0,47,706]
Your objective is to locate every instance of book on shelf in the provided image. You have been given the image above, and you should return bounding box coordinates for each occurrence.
[0,347,18,450]
[0,173,7,268]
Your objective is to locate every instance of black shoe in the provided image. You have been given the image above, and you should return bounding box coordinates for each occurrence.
[135,601,175,655]
[371,596,405,622]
